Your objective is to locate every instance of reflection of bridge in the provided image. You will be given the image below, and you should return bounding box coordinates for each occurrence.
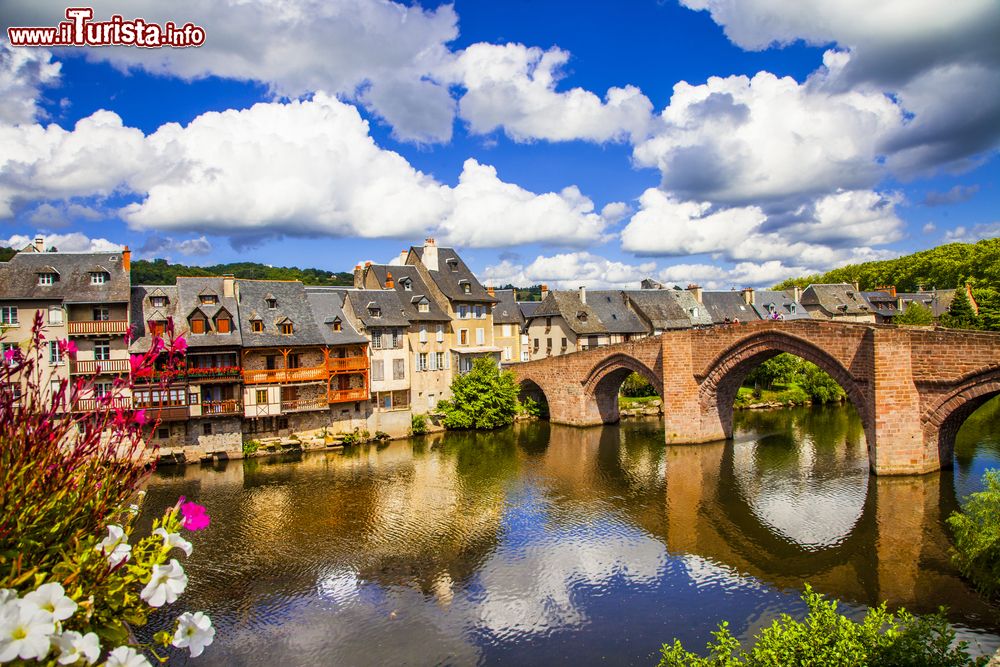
[510,320,1000,475]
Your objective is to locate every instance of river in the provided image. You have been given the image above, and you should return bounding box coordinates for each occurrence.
[138,399,1000,665]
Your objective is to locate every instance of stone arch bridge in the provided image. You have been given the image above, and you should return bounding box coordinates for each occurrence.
[509,320,1000,475]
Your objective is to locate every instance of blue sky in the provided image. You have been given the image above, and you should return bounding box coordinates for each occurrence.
[1,0,998,289]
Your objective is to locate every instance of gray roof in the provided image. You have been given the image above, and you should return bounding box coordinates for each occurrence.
[492,289,524,326]
[341,289,411,328]
[129,285,179,353]
[366,264,451,322]
[701,291,759,323]
[897,289,956,317]
[175,277,243,348]
[236,280,326,347]
[800,283,872,316]
[532,289,647,335]
[0,250,130,303]
[518,301,542,319]
[625,289,712,329]
[303,289,369,345]
[751,290,811,321]
[411,246,497,304]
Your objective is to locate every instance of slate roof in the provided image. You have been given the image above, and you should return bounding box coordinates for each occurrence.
[701,291,759,323]
[492,289,524,326]
[518,301,542,319]
[303,289,369,345]
[751,290,811,321]
[532,290,647,335]
[175,277,243,348]
[625,289,711,329]
[898,289,956,317]
[235,280,326,347]
[340,289,411,328]
[410,246,497,304]
[129,285,179,353]
[0,250,130,303]
[366,264,451,322]
[800,283,872,316]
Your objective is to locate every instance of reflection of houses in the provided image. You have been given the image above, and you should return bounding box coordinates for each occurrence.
[799,283,876,323]
[0,238,132,412]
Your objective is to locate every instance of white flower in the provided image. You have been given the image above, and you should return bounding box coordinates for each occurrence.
[105,646,152,667]
[153,528,193,557]
[0,601,55,662]
[54,630,101,665]
[140,559,188,608]
[22,582,77,622]
[96,525,132,568]
[171,611,215,658]
[0,590,16,606]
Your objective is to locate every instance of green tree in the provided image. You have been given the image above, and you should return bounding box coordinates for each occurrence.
[800,362,846,404]
[437,356,520,430]
[947,469,1000,599]
[621,371,657,397]
[894,301,934,325]
[941,282,981,329]
[744,353,803,390]
[659,586,986,666]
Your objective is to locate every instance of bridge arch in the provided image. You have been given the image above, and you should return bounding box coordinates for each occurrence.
[698,331,872,454]
[922,366,1000,467]
[582,353,662,424]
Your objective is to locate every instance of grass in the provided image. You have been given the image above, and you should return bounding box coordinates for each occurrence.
[619,395,661,409]
[735,383,810,408]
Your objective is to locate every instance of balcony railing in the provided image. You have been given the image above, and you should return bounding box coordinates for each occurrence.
[68,320,129,336]
[72,359,131,374]
[199,399,241,416]
[243,366,328,385]
[140,405,190,422]
[72,396,132,412]
[328,387,369,404]
[186,366,242,381]
[280,396,329,412]
[326,357,368,373]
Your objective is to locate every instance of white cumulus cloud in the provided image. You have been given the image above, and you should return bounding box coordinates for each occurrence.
[483,252,655,289]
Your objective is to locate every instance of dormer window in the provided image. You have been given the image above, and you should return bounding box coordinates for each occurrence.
[767,304,776,313]
[418,302,429,313]
[200,294,218,305]
[459,280,471,294]
[38,273,56,286]
[251,319,264,333]
[90,272,108,285]
[331,318,343,332]
[151,296,168,308]
[400,278,412,291]
[690,307,699,318]
[149,320,167,336]
[266,298,277,309]
[189,314,207,335]
[280,321,294,335]
[215,312,232,334]
[577,311,588,322]
[446,259,459,272]
[368,307,381,318]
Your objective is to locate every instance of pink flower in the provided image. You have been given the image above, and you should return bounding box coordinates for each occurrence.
[133,409,147,425]
[57,339,78,357]
[3,347,17,363]
[180,500,210,531]
[173,336,188,352]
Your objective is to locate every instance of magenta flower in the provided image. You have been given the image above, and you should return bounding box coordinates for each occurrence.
[174,336,188,352]
[180,500,210,531]
[57,339,78,357]
[133,409,147,425]
[3,347,16,363]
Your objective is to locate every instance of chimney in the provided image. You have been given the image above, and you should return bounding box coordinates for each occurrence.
[687,283,703,304]
[540,284,549,300]
[222,274,234,297]
[34,236,45,252]
[792,285,802,303]
[385,271,394,289]
[400,250,408,264]
[741,287,755,305]
[423,238,439,271]
[353,264,364,289]
[852,281,860,293]
[579,285,586,304]
[122,245,131,272]
[487,286,495,297]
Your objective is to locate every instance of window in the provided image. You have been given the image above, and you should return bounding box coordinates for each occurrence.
[94,382,112,398]
[504,346,512,361]
[476,328,484,345]
[459,305,469,319]
[561,337,567,349]
[150,320,167,336]
[202,423,213,436]
[38,273,55,286]
[502,324,511,337]
[533,337,539,350]
[393,358,405,380]
[332,320,342,332]
[790,303,797,314]
[390,330,401,348]
[216,316,232,333]
[255,389,268,404]
[190,317,206,335]
[372,329,383,350]
[90,272,107,285]
[48,341,62,365]
[428,352,437,371]
[447,259,458,272]
[280,322,294,335]
[200,294,218,305]
[521,351,529,362]
[459,329,469,345]
[419,325,427,343]
[474,306,482,319]
[402,279,412,291]
[435,352,445,370]
[436,325,444,342]
[0,307,17,326]
[1,343,17,365]
[151,296,167,308]
[48,306,63,325]
[93,307,109,321]
[418,302,429,313]
[368,306,381,318]
[251,319,263,333]
[418,352,428,371]
[94,340,110,361]
[157,428,169,440]
[690,307,699,318]
[372,360,384,382]
[463,283,471,294]
[266,298,277,309]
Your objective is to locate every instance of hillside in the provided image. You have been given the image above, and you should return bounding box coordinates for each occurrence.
[131,258,354,286]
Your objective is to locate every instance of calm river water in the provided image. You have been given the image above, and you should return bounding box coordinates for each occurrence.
[139,400,1000,665]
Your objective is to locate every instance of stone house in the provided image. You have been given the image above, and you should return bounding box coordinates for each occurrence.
[526,287,647,359]
[799,283,876,323]
[491,288,528,363]
[339,289,412,412]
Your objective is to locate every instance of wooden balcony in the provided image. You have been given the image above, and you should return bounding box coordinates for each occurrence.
[68,320,129,336]
[242,365,328,385]
[326,357,368,373]
[141,405,190,422]
[198,399,241,416]
[185,366,242,382]
[71,358,131,374]
[328,387,369,404]
[280,396,329,413]
[72,396,132,412]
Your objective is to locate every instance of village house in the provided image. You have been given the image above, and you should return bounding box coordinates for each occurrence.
[491,288,528,363]
[0,238,132,413]
[627,282,713,331]
[698,288,760,324]
[526,287,647,359]
[798,283,876,323]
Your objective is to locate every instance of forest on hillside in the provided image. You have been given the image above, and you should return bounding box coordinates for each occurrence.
[130,258,354,286]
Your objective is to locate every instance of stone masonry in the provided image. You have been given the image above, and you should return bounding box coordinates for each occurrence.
[509,319,1000,476]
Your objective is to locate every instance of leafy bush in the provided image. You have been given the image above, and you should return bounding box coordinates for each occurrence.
[410,413,428,436]
[439,357,520,431]
[518,396,548,419]
[745,353,803,390]
[800,362,846,404]
[373,430,391,442]
[947,469,1000,598]
[621,372,657,397]
[894,301,934,325]
[659,586,986,667]
[242,440,260,456]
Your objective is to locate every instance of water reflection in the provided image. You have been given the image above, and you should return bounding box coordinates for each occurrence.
[138,400,1000,665]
